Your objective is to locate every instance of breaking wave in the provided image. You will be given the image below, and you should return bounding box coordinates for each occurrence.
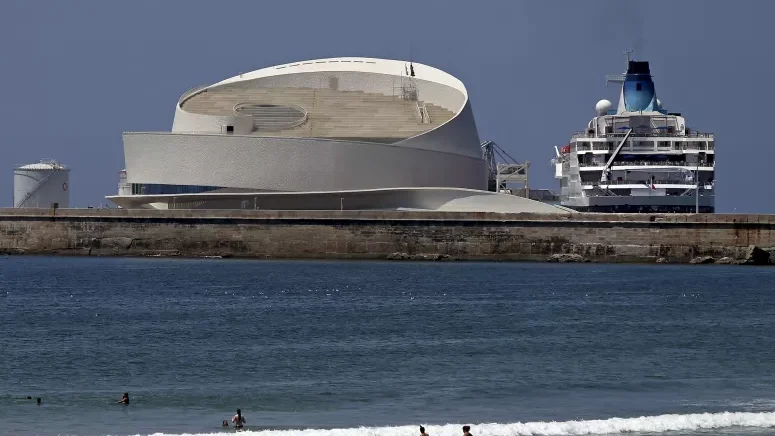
[142,411,775,436]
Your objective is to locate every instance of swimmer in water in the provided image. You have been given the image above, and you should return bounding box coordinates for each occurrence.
[232,409,246,429]
[117,392,129,405]
[462,425,473,436]
[36,397,41,406]
[222,420,229,427]
[420,425,429,436]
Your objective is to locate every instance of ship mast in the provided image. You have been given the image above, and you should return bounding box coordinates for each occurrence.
[606,49,633,86]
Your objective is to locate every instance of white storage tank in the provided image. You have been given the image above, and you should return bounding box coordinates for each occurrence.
[14,160,70,208]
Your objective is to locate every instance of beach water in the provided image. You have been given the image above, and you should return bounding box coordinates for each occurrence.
[1,257,774,436]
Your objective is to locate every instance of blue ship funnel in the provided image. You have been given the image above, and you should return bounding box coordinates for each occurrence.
[622,61,657,112]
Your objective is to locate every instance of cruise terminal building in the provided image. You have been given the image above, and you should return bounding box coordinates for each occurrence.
[108,57,567,214]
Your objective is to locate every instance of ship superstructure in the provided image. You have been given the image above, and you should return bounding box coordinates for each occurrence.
[554,56,714,213]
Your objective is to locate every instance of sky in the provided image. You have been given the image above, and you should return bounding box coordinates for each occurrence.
[0,0,772,212]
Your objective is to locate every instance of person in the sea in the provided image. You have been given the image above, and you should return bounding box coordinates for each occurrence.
[232,408,246,429]
[420,425,429,436]
[462,425,473,436]
[117,393,129,405]
[36,397,41,406]
[222,420,229,427]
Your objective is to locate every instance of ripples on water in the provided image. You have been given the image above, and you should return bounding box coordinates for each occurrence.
[0,257,774,436]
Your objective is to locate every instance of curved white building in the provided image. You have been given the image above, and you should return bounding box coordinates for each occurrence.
[108,57,569,214]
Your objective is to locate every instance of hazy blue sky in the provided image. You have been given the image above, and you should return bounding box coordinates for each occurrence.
[1,0,772,212]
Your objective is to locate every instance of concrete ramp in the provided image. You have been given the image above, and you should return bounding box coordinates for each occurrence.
[435,192,573,213]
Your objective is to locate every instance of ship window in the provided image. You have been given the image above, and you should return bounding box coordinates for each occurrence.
[226,125,234,133]
[636,83,642,91]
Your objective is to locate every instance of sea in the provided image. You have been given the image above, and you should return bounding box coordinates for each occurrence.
[1,256,774,436]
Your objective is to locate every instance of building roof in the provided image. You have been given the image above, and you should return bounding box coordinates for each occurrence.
[180,87,455,142]
[176,57,466,143]
[212,57,468,99]
[15,160,68,171]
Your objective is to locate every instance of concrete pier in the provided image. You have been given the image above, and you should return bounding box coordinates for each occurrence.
[1,208,774,262]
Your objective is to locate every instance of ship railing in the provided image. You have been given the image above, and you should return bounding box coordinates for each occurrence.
[572,131,713,139]
[579,161,713,168]
[682,142,715,150]
[585,191,714,198]
[573,141,714,153]
[589,179,714,187]
[575,144,612,152]
[583,184,618,196]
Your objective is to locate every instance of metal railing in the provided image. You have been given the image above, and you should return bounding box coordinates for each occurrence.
[575,141,714,153]
[579,160,713,168]
[178,84,209,107]
[587,179,715,187]
[15,170,60,207]
[573,131,714,139]
[576,144,613,152]
[416,101,431,123]
[683,142,715,150]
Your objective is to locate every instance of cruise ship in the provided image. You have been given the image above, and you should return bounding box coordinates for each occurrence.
[553,56,715,213]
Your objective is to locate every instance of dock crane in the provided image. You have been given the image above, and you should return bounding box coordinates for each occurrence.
[481,141,530,196]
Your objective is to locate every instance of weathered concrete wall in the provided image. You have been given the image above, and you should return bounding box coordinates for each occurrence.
[1,208,774,262]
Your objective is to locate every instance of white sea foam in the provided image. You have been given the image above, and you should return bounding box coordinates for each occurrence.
[139,411,775,436]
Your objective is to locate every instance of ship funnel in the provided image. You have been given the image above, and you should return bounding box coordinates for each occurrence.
[621,61,658,112]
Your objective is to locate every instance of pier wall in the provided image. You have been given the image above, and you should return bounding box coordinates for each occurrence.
[1,208,774,262]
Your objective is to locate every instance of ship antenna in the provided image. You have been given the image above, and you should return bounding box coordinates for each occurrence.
[605,50,633,86]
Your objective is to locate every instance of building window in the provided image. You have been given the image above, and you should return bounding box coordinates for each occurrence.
[130,184,222,195]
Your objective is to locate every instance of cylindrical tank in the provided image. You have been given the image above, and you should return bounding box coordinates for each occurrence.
[14,160,70,208]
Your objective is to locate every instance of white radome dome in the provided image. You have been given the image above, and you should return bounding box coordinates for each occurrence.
[595,99,612,116]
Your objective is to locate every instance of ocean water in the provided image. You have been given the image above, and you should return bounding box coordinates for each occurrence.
[1,257,774,436]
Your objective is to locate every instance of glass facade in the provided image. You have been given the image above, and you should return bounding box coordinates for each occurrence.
[130,184,222,195]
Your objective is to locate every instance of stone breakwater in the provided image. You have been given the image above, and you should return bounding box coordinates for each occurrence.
[1,208,774,263]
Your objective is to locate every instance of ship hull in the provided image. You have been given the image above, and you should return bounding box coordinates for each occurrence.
[562,193,714,213]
